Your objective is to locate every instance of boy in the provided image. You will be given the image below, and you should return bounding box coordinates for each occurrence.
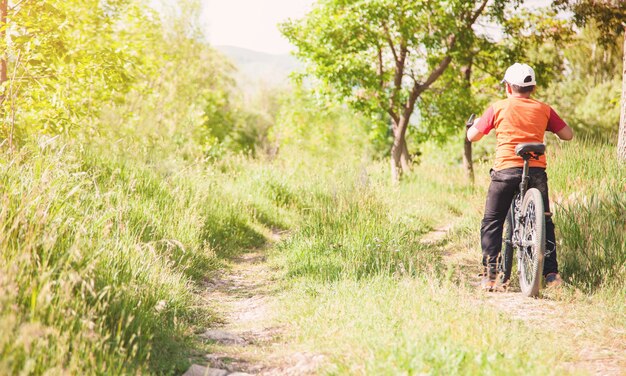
[467,63,573,290]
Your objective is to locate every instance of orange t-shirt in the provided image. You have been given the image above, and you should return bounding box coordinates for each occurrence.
[475,97,567,171]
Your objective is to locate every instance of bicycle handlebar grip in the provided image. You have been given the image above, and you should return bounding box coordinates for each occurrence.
[466,114,476,128]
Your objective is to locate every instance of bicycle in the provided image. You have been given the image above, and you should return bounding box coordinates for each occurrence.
[466,115,547,297]
[498,143,547,297]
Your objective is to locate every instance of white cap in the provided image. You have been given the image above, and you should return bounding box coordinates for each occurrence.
[502,63,536,87]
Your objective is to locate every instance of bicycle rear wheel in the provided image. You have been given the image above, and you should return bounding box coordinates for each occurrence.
[498,205,514,286]
[519,188,545,297]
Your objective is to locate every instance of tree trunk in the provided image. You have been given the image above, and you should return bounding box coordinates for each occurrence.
[400,136,411,172]
[0,0,7,104]
[1,0,9,150]
[461,63,475,184]
[390,139,402,183]
[618,26,626,163]
[390,115,412,183]
[463,137,474,183]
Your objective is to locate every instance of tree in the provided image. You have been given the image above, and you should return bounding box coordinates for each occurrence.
[281,0,522,182]
[0,0,7,146]
[555,0,626,160]
[617,26,626,162]
[0,0,241,159]
[409,5,571,184]
[0,0,6,101]
[0,0,145,142]
[540,25,621,138]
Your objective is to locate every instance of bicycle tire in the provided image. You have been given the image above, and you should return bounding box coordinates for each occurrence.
[498,206,514,286]
[519,188,545,297]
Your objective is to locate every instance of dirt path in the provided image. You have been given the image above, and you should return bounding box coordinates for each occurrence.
[183,240,325,376]
[428,222,626,376]
[420,222,455,245]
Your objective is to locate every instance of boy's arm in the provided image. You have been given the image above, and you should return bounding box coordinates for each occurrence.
[548,108,574,141]
[467,123,484,142]
[555,125,573,140]
[467,106,495,142]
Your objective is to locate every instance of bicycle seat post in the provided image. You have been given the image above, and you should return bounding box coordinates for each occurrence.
[515,143,545,197]
[520,157,530,197]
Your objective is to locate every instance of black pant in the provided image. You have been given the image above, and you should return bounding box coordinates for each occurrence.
[481,167,558,276]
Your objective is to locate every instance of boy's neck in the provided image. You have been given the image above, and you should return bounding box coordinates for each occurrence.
[507,93,532,99]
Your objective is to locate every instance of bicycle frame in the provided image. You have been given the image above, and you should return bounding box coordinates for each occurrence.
[510,157,532,249]
[498,150,535,253]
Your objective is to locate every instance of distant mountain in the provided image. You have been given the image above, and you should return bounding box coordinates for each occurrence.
[216,46,301,91]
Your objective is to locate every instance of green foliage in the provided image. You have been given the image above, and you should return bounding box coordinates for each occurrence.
[420,5,578,141]
[1,0,149,137]
[0,0,265,157]
[541,25,622,137]
[557,24,621,85]
[203,86,283,156]
[574,79,621,133]
[280,0,519,157]
[416,67,476,145]
[280,0,577,161]
[499,7,574,88]
[554,0,626,44]
[272,86,375,159]
[0,138,302,374]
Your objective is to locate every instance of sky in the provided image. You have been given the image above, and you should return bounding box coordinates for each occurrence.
[203,0,314,55]
[201,0,552,55]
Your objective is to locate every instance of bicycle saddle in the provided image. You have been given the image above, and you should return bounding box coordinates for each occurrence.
[515,143,545,157]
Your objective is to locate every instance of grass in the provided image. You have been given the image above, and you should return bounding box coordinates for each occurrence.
[0,140,291,374]
[548,138,625,292]
[1,127,623,374]
[275,186,436,281]
[269,135,625,374]
[281,277,570,375]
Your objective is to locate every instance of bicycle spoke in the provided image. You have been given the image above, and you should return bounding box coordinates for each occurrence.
[521,200,538,286]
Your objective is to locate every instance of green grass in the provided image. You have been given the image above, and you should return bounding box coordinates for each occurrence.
[281,277,570,375]
[275,185,437,281]
[548,138,625,292]
[270,136,625,374]
[0,141,291,374]
[1,129,623,374]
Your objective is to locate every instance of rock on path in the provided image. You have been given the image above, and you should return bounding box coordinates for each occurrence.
[183,364,251,376]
